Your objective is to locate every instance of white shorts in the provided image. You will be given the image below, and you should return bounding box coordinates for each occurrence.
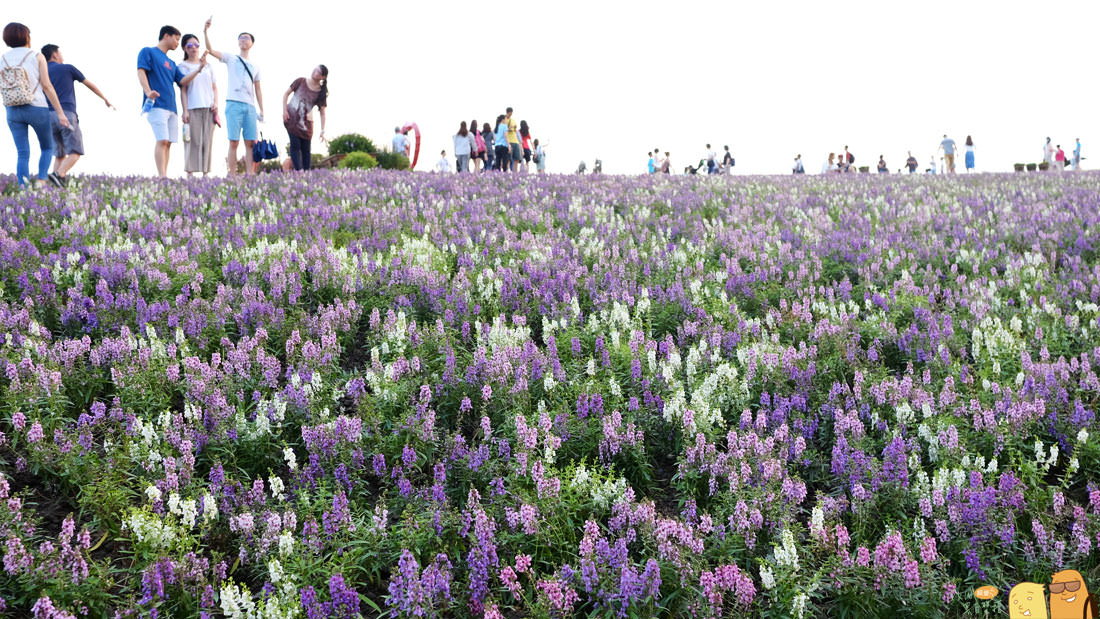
[147,108,179,143]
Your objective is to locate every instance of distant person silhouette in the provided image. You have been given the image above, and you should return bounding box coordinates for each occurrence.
[938,134,957,173]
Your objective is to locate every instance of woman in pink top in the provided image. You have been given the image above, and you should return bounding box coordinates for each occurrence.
[520,120,532,173]
[470,118,486,172]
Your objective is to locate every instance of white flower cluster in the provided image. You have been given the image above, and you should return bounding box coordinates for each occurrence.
[660,355,745,434]
[792,592,808,619]
[1034,439,1059,473]
[166,492,198,528]
[234,394,288,441]
[269,475,286,502]
[220,577,299,619]
[203,493,218,523]
[278,531,295,557]
[480,314,531,354]
[917,424,938,462]
[129,414,172,471]
[773,527,800,570]
[475,268,502,303]
[569,464,628,510]
[125,510,179,551]
[391,233,449,273]
[810,505,825,535]
[971,315,1023,376]
[383,310,410,356]
[759,564,776,590]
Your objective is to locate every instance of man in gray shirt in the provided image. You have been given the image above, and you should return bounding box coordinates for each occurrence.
[939,135,957,174]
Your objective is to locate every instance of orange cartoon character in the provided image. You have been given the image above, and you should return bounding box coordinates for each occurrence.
[1010,582,1049,619]
[1049,570,1097,619]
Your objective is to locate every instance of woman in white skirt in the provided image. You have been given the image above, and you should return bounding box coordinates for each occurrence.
[179,33,218,176]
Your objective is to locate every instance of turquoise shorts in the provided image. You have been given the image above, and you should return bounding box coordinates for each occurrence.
[224,100,258,142]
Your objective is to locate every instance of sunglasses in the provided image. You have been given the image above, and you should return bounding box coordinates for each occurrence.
[185,43,200,48]
[1049,581,1081,594]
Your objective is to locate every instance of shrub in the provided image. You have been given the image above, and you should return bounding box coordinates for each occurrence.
[375,151,411,171]
[339,151,378,170]
[328,134,376,156]
[258,159,284,174]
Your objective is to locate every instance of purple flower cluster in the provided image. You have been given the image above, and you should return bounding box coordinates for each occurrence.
[2,171,1099,615]
[386,550,453,617]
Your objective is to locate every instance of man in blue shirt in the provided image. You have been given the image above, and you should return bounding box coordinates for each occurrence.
[137,26,202,177]
[1074,138,1082,171]
[41,44,113,187]
[647,152,655,174]
[392,127,408,159]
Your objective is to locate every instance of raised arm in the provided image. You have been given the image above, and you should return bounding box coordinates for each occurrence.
[203,19,223,61]
[179,51,208,90]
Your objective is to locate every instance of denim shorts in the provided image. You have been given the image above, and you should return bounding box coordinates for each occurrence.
[510,142,523,162]
[225,100,258,142]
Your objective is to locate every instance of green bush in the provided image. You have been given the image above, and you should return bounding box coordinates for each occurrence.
[258,159,285,174]
[375,151,410,171]
[339,151,378,170]
[328,133,376,156]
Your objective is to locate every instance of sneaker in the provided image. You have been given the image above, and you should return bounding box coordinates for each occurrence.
[47,172,64,188]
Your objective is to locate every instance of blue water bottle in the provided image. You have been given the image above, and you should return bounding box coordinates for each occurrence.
[142,97,154,114]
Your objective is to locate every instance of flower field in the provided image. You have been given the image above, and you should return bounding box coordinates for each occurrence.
[2,170,1100,617]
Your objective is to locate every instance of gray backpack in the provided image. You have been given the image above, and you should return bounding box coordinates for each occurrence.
[1,51,39,107]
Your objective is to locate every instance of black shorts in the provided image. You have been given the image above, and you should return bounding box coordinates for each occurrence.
[523,148,532,163]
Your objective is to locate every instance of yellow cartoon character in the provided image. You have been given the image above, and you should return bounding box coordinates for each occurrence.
[1010,582,1048,619]
[1049,570,1097,619]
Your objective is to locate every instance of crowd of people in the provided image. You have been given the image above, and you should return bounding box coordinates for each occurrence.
[410,107,544,175]
[644,145,735,175]
[814,135,1083,176]
[0,21,1089,185]
[2,19,329,188]
[1042,137,1083,172]
[135,19,329,178]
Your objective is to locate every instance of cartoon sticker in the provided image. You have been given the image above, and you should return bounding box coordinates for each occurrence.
[1009,582,1048,619]
[1049,570,1096,619]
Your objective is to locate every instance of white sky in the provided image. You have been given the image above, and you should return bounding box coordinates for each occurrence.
[3,0,1098,176]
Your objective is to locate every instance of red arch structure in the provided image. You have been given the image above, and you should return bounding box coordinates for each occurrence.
[400,123,422,170]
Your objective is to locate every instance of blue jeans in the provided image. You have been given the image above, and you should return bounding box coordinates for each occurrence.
[288,132,311,170]
[6,105,54,186]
